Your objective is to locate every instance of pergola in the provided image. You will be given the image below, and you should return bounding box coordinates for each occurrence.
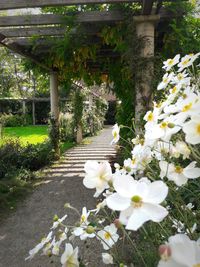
[0,0,184,155]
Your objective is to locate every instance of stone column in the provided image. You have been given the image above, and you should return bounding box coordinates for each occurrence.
[22,100,26,114]
[133,15,160,128]
[50,71,60,157]
[32,100,36,125]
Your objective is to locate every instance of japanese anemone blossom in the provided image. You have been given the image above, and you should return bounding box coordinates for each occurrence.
[158,234,200,267]
[183,115,200,145]
[61,243,79,267]
[106,175,168,231]
[111,123,120,144]
[159,161,200,186]
[83,161,112,197]
[163,54,180,71]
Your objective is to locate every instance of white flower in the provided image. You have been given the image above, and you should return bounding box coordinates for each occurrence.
[131,144,152,171]
[102,253,114,264]
[90,200,107,214]
[183,115,200,144]
[51,215,67,229]
[106,176,168,231]
[61,243,79,267]
[72,207,95,240]
[25,231,53,260]
[171,71,191,87]
[159,161,200,186]
[123,158,138,175]
[52,240,61,256]
[158,234,200,267]
[145,115,183,142]
[178,52,200,72]
[174,141,190,159]
[111,123,120,144]
[83,161,112,197]
[97,224,119,250]
[157,72,174,90]
[163,54,180,71]
[73,226,95,240]
[153,141,175,160]
[172,219,185,233]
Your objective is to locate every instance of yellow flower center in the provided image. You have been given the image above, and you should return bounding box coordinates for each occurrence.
[99,173,107,181]
[168,59,174,65]
[104,232,111,240]
[81,215,86,223]
[177,74,183,80]
[147,112,154,121]
[163,78,168,83]
[175,166,183,174]
[182,93,187,99]
[160,122,168,129]
[139,138,145,145]
[172,86,177,93]
[113,131,118,139]
[182,59,190,65]
[132,158,136,165]
[131,195,143,208]
[196,124,200,135]
[182,102,192,112]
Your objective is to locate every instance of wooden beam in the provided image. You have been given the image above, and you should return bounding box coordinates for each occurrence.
[142,0,154,15]
[0,33,6,42]
[3,35,103,48]
[0,24,104,38]
[0,0,140,10]
[0,27,66,38]
[0,11,124,27]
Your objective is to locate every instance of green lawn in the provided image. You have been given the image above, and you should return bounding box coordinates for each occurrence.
[3,126,48,145]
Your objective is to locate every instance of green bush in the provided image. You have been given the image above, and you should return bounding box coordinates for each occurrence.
[0,138,54,179]
[21,142,54,171]
[60,112,74,141]
[0,113,32,127]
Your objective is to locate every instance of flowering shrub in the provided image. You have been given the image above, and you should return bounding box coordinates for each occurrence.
[26,53,200,266]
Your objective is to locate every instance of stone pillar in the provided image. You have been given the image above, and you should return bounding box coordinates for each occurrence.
[32,100,36,125]
[133,15,160,128]
[50,71,60,157]
[22,100,26,114]
[76,124,83,144]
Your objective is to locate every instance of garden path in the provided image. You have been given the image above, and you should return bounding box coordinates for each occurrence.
[0,126,117,267]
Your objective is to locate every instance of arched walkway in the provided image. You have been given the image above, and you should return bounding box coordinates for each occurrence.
[0,126,116,267]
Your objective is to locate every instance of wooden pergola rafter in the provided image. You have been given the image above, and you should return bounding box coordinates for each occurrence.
[0,0,186,153]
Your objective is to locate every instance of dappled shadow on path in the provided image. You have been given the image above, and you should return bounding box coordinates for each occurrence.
[0,127,116,267]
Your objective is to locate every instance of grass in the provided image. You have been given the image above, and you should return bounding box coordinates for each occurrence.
[3,125,48,145]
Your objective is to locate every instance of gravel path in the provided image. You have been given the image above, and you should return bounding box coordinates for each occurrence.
[0,127,117,267]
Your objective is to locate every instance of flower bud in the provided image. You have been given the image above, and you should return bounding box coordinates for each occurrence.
[167,123,175,128]
[86,226,95,234]
[159,244,171,261]
[53,214,59,221]
[64,203,71,209]
[113,219,122,229]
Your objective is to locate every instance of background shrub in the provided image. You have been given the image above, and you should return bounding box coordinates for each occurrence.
[0,113,32,127]
[0,139,54,179]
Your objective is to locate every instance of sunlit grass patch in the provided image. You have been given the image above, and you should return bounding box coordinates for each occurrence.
[3,126,48,145]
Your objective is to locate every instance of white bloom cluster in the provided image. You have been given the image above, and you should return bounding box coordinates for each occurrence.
[27,53,200,267]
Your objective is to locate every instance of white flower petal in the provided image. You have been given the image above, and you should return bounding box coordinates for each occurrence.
[142,203,168,222]
[106,193,130,211]
[113,174,136,198]
[126,209,150,231]
[146,181,168,204]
